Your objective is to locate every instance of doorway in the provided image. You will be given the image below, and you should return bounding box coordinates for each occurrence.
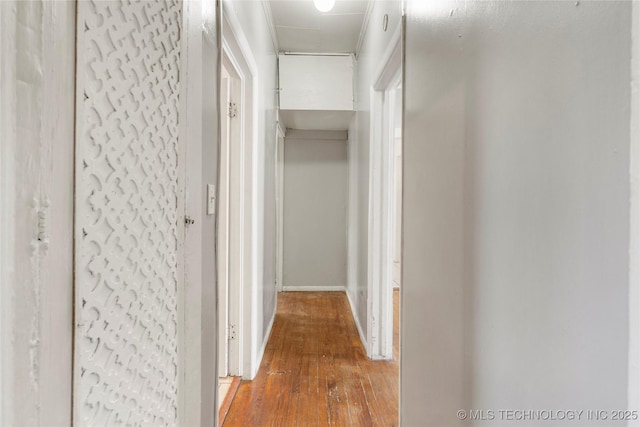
[218,56,243,379]
[368,29,402,360]
[217,5,262,422]
[216,54,245,424]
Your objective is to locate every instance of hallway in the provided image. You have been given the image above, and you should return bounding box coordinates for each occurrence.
[2,1,639,425]
[223,292,399,426]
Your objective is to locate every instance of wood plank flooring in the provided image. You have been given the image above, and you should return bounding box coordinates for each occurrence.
[224,291,399,427]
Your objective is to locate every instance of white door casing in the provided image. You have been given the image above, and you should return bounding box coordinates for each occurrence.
[220,3,261,379]
[74,1,183,424]
[1,2,76,425]
[367,25,402,360]
[218,61,243,377]
[218,73,231,377]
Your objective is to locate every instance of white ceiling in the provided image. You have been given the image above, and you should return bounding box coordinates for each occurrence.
[268,0,371,53]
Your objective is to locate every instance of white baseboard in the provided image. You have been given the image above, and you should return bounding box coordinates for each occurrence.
[282,285,346,292]
[250,305,277,380]
[346,289,368,355]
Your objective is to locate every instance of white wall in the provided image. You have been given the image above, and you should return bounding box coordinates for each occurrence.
[0,4,4,417]
[403,1,634,425]
[0,1,75,425]
[629,0,640,417]
[347,0,402,347]
[222,0,278,377]
[279,54,354,111]
[283,130,348,290]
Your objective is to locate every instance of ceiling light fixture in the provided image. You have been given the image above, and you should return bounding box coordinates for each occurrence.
[314,0,335,12]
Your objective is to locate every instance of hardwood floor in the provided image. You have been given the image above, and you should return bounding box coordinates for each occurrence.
[223,291,399,427]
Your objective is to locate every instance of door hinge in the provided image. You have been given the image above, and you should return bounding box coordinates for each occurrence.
[228,102,238,118]
[228,324,237,340]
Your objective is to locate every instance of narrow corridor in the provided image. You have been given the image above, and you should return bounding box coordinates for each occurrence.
[223,292,399,426]
[3,2,638,425]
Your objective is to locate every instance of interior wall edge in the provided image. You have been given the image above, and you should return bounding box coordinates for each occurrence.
[629,0,640,415]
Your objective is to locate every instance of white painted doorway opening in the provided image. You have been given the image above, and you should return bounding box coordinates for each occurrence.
[217,4,260,380]
[367,27,402,360]
[218,50,243,379]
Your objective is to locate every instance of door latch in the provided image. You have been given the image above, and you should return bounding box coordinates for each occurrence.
[185,216,195,226]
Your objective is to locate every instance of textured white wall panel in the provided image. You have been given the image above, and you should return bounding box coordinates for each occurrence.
[74,1,182,425]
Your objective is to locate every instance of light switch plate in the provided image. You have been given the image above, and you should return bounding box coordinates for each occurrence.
[207,184,216,215]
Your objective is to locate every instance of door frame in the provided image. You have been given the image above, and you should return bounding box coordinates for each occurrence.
[220,2,260,379]
[218,65,230,378]
[1,3,76,424]
[218,54,243,377]
[367,26,402,359]
[178,1,209,424]
[0,4,13,421]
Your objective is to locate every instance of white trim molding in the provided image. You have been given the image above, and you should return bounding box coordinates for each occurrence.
[252,304,277,379]
[261,0,279,53]
[1,2,76,425]
[0,0,78,423]
[221,1,263,380]
[366,26,402,360]
[355,0,376,59]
